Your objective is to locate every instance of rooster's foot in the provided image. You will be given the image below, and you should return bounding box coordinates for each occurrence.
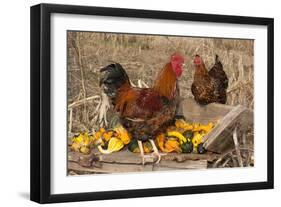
[137,140,161,165]
[149,139,166,164]
[140,154,157,165]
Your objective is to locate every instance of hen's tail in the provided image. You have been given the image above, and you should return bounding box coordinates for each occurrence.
[100,63,130,100]
[214,54,223,70]
[209,54,228,89]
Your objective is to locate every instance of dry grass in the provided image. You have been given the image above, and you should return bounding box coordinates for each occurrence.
[67,31,254,133]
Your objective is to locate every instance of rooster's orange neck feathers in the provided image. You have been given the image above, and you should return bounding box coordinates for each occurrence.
[114,83,137,113]
[114,62,178,114]
[153,63,177,100]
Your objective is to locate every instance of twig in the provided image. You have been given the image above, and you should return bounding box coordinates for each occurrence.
[232,127,243,167]
[68,108,73,133]
[68,95,100,109]
[138,79,149,88]
[73,33,88,123]
[98,92,110,126]
[89,91,110,128]
[222,157,231,167]
[242,133,247,147]
[227,80,251,94]
[130,80,136,87]
[137,79,142,87]
[69,73,98,92]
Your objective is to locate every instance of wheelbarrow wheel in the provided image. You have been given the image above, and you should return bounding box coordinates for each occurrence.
[212,147,254,168]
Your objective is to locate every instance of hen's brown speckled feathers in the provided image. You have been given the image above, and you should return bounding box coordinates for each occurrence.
[209,55,228,90]
[191,55,228,105]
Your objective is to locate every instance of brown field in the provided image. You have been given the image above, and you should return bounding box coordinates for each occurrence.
[67,31,254,133]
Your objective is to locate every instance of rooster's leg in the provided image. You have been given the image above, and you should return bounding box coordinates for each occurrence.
[149,139,162,164]
[137,140,146,165]
[137,140,163,165]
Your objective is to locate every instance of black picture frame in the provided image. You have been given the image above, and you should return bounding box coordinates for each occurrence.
[30,3,274,204]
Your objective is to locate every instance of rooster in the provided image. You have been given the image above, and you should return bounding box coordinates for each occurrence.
[191,54,228,105]
[100,54,184,164]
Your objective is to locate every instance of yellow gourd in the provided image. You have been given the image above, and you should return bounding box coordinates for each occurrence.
[192,133,203,148]
[175,119,193,131]
[192,123,201,132]
[71,133,92,154]
[114,125,131,144]
[167,131,187,144]
[199,122,214,133]
[80,146,90,154]
[72,133,83,143]
[175,119,186,128]
[98,137,124,154]
[70,142,80,152]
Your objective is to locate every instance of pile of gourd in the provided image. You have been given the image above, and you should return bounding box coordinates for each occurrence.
[70,126,130,154]
[70,119,214,155]
[155,119,214,154]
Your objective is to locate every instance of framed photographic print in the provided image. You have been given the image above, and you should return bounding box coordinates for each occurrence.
[30,3,274,203]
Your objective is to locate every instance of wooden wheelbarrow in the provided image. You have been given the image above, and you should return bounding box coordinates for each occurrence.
[68,98,254,174]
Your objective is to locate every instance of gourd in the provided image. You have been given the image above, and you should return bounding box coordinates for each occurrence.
[181,141,193,153]
[98,137,124,154]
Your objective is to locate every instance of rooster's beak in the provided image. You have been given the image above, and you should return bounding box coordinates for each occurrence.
[99,66,108,86]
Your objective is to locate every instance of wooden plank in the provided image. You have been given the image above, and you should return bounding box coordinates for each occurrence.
[68,162,102,173]
[232,127,244,167]
[68,150,210,173]
[68,161,153,174]
[179,98,254,153]
[68,149,219,167]
[68,159,207,174]
[68,151,99,167]
[202,105,253,153]
[67,97,254,173]
[98,150,218,164]
[202,105,246,143]
[95,162,153,173]
[179,98,232,124]
[156,160,207,169]
[161,153,219,162]
[98,150,156,164]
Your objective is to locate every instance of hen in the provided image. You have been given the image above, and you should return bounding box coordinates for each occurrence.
[100,54,184,164]
[191,54,228,105]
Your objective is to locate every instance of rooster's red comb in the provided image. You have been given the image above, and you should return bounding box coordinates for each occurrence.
[171,53,184,62]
